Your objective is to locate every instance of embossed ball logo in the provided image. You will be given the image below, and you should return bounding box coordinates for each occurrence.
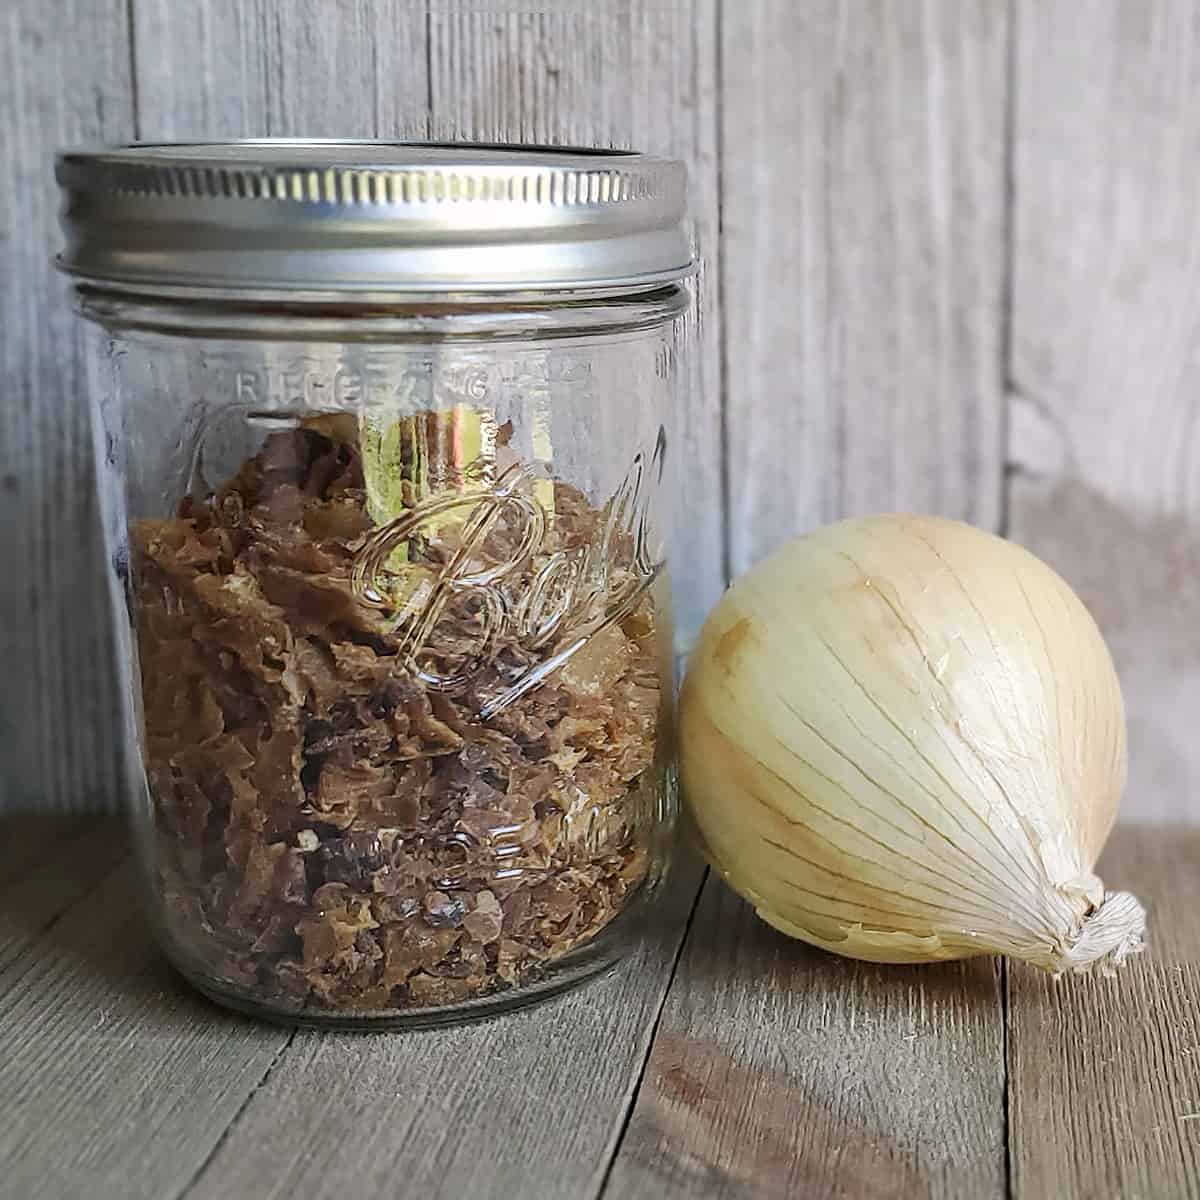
[350,427,666,719]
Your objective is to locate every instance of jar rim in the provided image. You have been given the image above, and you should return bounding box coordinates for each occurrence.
[72,282,691,343]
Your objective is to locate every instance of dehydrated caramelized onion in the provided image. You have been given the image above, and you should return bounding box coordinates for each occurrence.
[135,419,662,1014]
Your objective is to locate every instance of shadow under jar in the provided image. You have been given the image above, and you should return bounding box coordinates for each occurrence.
[58,141,692,1028]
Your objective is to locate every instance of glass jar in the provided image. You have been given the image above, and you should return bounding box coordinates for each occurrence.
[58,142,691,1028]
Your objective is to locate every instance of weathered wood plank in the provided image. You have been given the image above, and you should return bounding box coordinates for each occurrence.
[721,0,1008,577]
[426,0,726,648]
[130,0,429,139]
[1008,825,1200,1199]
[179,855,704,1200]
[606,875,1005,1199]
[1010,0,1200,824]
[0,851,291,1200]
[427,3,630,147]
[0,0,133,812]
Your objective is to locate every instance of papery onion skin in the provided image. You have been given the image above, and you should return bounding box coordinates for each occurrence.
[680,515,1145,974]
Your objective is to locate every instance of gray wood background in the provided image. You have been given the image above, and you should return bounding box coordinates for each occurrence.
[1,0,1196,826]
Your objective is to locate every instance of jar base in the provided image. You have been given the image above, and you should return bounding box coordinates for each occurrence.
[166,945,626,1032]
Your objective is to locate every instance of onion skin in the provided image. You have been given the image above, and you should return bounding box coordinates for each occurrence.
[680,515,1145,974]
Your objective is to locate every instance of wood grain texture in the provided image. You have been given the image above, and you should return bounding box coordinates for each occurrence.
[605,876,1006,1200]
[426,0,726,645]
[0,840,292,1200]
[1009,0,1200,824]
[5,824,1200,1197]
[130,0,429,139]
[1008,826,1200,1199]
[177,855,704,1200]
[0,0,132,812]
[720,0,1008,577]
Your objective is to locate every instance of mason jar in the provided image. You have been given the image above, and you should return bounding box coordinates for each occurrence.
[57,142,690,1028]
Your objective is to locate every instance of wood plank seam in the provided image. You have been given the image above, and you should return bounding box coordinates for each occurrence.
[1001,957,1013,1200]
[713,0,733,592]
[1000,7,1017,1196]
[177,1028,299,1200]
[595,863,711,1199]
[424,9,434,126]
[998,0,1019,541]
[125,0,142,140]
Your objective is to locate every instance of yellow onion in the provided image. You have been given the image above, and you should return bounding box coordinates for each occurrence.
[680,514,1145,973]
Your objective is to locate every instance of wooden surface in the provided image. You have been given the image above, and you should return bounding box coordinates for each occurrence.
[607,883,1005,1199]
[2,818,1197,1200]
[183,856,703,1200]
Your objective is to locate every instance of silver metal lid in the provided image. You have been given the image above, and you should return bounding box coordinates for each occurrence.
[55,140,693,298]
